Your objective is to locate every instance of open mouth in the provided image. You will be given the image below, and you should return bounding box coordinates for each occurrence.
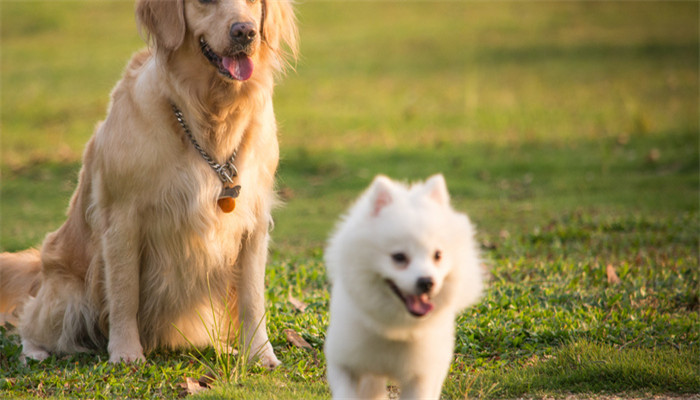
[385,279,434,317]
[199,37,254,81]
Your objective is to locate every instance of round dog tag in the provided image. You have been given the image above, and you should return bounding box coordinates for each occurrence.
[217,184,241,213]
[218,197,236,213]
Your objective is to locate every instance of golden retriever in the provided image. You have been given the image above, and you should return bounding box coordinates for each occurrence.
[0,0,297,367]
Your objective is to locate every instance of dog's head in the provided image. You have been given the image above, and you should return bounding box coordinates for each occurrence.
[367,175,453,318]
[136,0,298,82]
[327,174,483,323]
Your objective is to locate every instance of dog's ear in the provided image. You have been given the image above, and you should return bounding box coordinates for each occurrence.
[262,0,299,71]
[423,174,450,206]
[136,0,186,53]
[368,175,394,217]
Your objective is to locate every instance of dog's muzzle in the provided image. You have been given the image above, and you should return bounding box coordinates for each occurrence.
[199,34,256,81]
[385,278,435,317]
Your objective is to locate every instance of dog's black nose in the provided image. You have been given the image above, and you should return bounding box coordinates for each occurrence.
[416,277,434,294]
[230,22,257,45]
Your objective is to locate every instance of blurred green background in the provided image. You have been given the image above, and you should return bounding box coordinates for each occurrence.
[1,2,698,398]
[1,1,697,252]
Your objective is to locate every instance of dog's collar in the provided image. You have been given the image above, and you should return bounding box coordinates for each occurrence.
[171,102,241,213]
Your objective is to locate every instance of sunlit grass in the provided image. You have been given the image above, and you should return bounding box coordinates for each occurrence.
[1,1,698,399]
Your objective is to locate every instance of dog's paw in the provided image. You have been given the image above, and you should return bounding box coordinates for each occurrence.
[109,350,146,364]
[260,347,281,370]
[20,339,49,363]
[108,341,145,364]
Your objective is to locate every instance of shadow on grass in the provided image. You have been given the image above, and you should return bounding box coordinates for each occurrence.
[2,131,697,253]
[274,130,698,252]
[464,340,700,399]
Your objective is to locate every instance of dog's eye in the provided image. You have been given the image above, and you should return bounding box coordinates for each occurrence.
[248,0,256,3]
[391,252,409,264]
[199,0,216,4]
[434,250,442,262]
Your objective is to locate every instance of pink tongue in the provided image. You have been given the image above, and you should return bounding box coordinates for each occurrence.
[222,55,254,81]
[405,294,434,317]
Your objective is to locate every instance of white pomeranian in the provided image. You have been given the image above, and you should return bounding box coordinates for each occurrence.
[324,174,485,400]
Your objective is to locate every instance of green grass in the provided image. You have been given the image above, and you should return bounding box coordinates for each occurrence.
[458,341,700,398]
[0,328,198,398]
[194,374,329,400]
[1,1,698,399]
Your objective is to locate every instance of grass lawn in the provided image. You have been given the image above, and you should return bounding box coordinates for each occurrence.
[1,1,698,399]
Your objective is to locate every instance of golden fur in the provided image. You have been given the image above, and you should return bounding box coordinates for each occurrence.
[0,0,297,366]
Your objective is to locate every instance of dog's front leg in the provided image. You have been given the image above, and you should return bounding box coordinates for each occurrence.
[236,222,280,369]
[327,363,363,399]
[399,372,446,400]
[102,206,144,363]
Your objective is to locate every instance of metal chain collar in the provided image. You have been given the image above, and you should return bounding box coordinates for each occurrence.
[171,103,238,184]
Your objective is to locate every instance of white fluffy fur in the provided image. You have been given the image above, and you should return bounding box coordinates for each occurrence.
[0,0,297,366]
[324,174,485,399]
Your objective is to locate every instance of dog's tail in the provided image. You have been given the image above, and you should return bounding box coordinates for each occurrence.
[0,249,42,325]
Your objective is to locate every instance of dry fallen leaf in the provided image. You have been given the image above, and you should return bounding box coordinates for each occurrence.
[278,186,295,201]
[647,148,661,163]
[179,376,207,397]
[284,329,313,350]
[606,264,621,285]
[198,372,216,388]
[288,294,307,312]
